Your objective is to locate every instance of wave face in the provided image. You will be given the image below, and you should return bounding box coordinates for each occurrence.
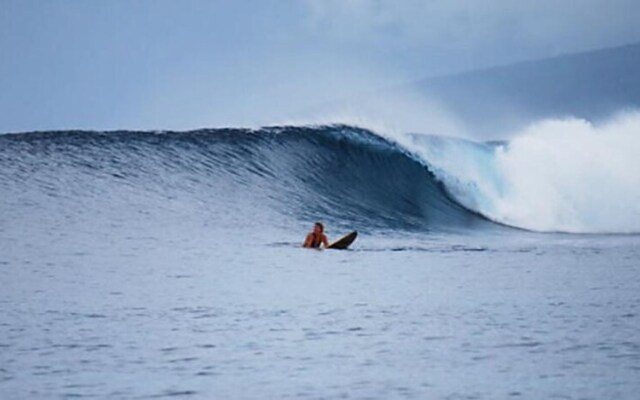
[0,126,486,237]
[1,118,638,234]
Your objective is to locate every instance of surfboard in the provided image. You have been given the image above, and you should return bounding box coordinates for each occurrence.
[327,231,358,250]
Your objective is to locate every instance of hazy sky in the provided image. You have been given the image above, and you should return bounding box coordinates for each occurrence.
[2,0,640,132]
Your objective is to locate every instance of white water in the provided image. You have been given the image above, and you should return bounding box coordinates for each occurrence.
[404,112,640,233]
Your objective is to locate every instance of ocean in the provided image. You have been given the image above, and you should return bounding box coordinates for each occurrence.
[1,124,639,399]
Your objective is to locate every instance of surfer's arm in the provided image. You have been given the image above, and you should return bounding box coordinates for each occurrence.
[303,233,313,248]
[321,235,329,248]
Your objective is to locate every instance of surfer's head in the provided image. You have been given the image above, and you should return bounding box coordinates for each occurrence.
[314,222,324,234]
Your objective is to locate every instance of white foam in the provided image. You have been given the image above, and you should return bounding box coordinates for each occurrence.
[406,112,640,233]
[491,113,640,233]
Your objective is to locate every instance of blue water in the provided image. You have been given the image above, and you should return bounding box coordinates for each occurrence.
[1,126,639,399]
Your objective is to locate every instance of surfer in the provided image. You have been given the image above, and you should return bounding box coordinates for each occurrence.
[303,222,329,249]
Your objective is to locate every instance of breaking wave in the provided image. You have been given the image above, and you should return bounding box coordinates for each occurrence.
[1,115,638,234]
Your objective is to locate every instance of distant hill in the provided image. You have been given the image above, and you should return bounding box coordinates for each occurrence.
[412,42,640,136]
